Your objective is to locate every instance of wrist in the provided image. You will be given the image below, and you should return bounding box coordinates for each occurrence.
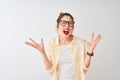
[87,49,94,53]
[87,52,94,56]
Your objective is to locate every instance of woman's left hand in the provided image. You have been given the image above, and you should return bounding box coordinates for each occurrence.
[84,33,102,53]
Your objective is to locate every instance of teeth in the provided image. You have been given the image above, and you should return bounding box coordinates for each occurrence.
[63,29,69,35]
[64,30,69,31]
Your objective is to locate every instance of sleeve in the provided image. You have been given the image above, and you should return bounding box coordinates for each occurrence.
[83,41,90,73]
[45,41,54,76]
[83,61,89,73]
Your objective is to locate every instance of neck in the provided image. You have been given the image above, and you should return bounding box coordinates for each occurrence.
[59,35,73,45]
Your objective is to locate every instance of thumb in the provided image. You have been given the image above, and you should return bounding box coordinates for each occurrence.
[40,38,44,44]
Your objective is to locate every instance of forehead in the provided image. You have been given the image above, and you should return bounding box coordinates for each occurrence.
[61,16,72,21]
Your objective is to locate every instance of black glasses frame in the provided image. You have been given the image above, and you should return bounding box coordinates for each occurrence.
[58,20,75,26]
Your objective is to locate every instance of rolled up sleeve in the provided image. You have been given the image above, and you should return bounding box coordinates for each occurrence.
[46,41,54,76]
[83,62,89,73]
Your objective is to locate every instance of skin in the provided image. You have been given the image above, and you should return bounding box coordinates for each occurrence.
[25,15,102,70]
[56,16,74,45]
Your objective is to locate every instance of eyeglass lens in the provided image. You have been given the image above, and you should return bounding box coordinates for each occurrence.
[59,20,74,26]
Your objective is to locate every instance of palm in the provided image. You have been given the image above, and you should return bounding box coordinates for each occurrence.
[85,33,102,52]
[25,38,45,53]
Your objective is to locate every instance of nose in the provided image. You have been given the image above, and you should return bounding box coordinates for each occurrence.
[65,22,69,27]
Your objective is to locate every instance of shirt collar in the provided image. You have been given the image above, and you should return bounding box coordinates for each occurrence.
[54,35,75,46]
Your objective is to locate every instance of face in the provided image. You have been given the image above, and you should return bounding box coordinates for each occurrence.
[57,16,74,38]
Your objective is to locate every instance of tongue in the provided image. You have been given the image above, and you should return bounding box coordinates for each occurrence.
[64,31,69,35]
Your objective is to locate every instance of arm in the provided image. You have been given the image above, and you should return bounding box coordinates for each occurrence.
[40,51,52,70]
[84,33,101,68]
[84,52,92,68]
[25,38,52,70]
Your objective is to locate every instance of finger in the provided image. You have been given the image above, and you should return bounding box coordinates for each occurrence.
[25,42,31,46]
[97,34,101,40]
[29,38,37,44]
[25,42,36,48]
[40,38,43,44]
[92,33,94,40]
[95,34,102,43]
[40,38,43,43]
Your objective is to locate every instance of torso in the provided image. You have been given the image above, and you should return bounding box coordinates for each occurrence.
[58,44,75,80]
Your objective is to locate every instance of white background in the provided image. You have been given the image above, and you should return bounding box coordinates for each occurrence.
[0,0,120,80]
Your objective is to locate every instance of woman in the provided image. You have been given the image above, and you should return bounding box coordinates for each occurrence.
[25,12,101,80]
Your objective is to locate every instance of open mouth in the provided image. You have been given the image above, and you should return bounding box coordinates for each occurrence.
[63,30,69,35]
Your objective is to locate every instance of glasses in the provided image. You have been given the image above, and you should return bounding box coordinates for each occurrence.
[58,20,74,27]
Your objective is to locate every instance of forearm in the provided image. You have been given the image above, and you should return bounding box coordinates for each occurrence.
[84,51,93,68]
[41,52,52,70]
[85,54,92,68]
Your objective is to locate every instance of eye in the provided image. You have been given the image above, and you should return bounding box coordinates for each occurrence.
[59,20,74,26]
[61,21,67,24]
[59,20,67,26]
[69,21,74,24]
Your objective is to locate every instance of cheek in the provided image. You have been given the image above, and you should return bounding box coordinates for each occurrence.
[58,26,63,30]
[70,27,74,32]
[57,26,63,33]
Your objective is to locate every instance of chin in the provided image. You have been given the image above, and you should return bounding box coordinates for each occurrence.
[63,34,71,37]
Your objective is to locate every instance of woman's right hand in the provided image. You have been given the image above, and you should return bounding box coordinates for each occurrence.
[25,38,53,71]
[25,38,45,54]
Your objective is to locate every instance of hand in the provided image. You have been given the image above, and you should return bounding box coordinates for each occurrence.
[25,38,45,54]
[84,33,102,53]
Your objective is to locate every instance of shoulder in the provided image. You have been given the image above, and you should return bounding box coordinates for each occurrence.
[48,36,58,46]
[72,36,86,51]
[73,36,85,45]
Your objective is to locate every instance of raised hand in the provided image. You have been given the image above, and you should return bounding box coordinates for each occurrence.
[84,33,102,53]
[25,38,45,54]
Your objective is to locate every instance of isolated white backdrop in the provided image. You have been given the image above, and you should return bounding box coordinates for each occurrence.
[0,0,120,80]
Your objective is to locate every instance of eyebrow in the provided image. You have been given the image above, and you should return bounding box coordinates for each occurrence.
[60,20,73,22]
